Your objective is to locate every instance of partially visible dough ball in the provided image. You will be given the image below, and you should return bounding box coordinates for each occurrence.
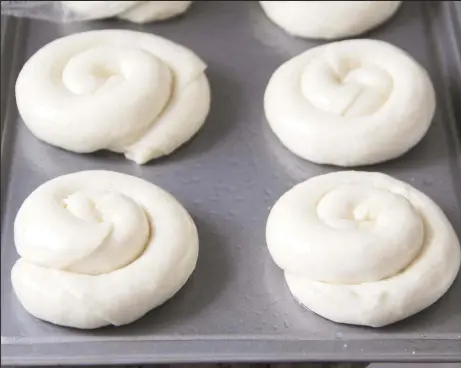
[15,30,210,164]
[266,171,461,327]
[62,1,137,20]
[264,39,435,167]
[119,1,192,23]
[12,170,199,329]
[63,1,192,23]
[260,1,402,39]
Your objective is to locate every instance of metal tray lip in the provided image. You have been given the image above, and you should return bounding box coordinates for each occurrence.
[0,16,27,221]
[425,0,461,210]
[1,2,461,365]
[430,1,461,162]
[2,338,461,366]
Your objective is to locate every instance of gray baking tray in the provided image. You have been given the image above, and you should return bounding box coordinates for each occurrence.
[1,1,461,365]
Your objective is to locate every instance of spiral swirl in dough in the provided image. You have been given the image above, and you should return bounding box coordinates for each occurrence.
[264,39,436,167]
[15,29,210,164]
[266,171,460,327]
[62,1,192,23]
[11,171,199,329]
[259,1,402,40]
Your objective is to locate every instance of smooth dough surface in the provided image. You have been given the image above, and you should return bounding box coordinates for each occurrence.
[259,1,402,39]
[266,171,460,327]
[264,39,435,167]
[12,170,199,329]
[118,1,192,23]
[63,1,192,23]
[15,29,210,164]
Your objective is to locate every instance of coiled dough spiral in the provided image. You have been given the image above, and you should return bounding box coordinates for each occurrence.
[15,29,210,164]
[264,39,436,167]
[62,1,192,23]
[259,1,402,40]
[266,171,460,327]
[11,171,199,329]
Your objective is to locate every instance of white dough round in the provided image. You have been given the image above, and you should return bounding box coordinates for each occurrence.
[63,1,192,23]
[264,39,436,167]
[15,29,210,164]
[11,171,199,329]
[118,1,192,23]
[266,171,460,327]
[259,1,402,40]
[62,1,138,20]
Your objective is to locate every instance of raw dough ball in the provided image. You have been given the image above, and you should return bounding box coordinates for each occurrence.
[15,29,210,164]
[259,1,402,39]
[12,171,199,329]
[264,39,436,167]
[266,171,460,327]
[63,1,192,23]
[62,1,137,20]
[118,1,192,23]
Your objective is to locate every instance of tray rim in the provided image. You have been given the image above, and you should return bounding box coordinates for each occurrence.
[1,1,461,365]
[2,337,461,365]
